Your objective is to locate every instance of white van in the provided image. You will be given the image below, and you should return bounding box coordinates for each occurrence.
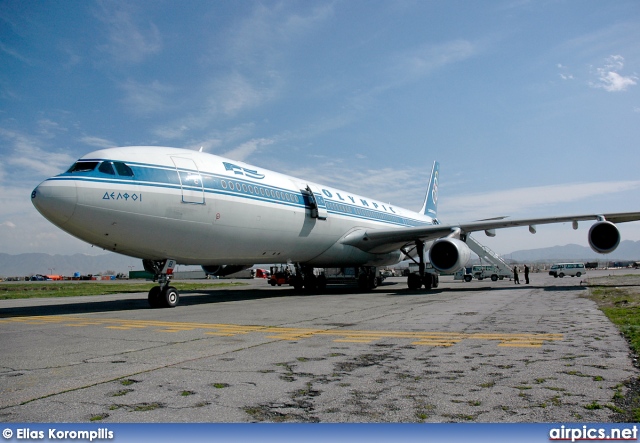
[548,263,586,278]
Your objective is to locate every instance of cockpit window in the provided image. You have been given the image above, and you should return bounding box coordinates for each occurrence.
[113,162,134,177]
[98,161,115,175]
[67,161,99,173]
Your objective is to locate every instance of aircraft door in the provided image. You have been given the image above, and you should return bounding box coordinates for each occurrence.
[302,185,328,220]
[171,157,205,204]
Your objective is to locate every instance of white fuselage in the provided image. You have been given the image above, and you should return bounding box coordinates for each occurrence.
[32,147,435,267]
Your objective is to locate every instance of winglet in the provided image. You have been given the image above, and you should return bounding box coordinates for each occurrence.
[419,161,439,217]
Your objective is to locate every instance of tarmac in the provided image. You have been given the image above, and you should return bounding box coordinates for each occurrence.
[0,269,637,422]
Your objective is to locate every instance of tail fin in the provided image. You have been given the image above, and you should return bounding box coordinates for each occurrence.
[419,161,439,218]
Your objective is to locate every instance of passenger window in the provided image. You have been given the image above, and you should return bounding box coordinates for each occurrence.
[67,161,99,173]
[113,162,134,177]
[98,162,115,175]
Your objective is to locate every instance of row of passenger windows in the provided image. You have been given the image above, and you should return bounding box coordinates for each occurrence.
[67,161,134,177]
[220,178,409,225]
[219,179,302,204]
[326,201,406,225]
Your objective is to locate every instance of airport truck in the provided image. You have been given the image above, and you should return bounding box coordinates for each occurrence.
[455,265,510,282]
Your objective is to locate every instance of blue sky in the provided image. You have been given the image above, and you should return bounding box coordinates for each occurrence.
[1,0,639,257]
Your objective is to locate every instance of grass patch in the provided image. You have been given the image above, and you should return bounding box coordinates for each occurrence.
[0,281,247,300]
[585,275,640,421]
[89,414,108,421]
[584,400,602,410]
[586,276,640,359]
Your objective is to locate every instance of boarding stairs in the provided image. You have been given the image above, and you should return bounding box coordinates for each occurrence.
[466,234,512,275]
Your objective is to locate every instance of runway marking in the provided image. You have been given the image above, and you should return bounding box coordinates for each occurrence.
[0,316,563,348]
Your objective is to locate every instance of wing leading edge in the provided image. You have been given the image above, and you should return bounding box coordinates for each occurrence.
[340,212,640,254]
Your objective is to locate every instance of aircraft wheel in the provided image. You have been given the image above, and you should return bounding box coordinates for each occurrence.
[407,273,422,290]
[316,274,327,291]
[163,286,180,308]
[422,275,432,290]
[148,286,162,308]
[304,274,317,292]
[292,276,304,291]
[358,274,369,290]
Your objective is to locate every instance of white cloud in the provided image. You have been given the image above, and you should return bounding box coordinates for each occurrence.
[590,55,637,92]
[441,180,640,221]
[212,72,281,118]
[557,64,574,80]
[95,1,162,64]
[79,136,115,149]
[119,79,175,116]
[0,128,75,180]
[223,138,275,162]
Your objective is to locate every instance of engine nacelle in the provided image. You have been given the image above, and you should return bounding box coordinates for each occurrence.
[201,265,252,276]
[588,221,620,254]
[428,238,472,273]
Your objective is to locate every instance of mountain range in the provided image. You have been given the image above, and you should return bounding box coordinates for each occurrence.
[1,240,639,278]
[507,240,640,263]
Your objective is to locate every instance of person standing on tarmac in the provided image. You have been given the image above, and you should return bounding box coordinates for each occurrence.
[513,266,520,284]
[524,264,530,284]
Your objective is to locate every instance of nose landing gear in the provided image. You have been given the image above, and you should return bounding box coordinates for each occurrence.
[143,259,180,308]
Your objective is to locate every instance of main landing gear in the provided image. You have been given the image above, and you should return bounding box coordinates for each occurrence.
[358,266,382,291]
[403,240,439,290]
[143,259,179,308]
[291,264,327,292]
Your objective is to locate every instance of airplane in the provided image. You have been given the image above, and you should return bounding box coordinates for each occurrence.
[31,146,640,308]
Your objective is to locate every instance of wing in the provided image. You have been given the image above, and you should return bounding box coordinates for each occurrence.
[340,211,640,254]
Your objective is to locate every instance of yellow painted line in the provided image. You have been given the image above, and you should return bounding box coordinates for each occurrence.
[1,315,564,348]
[334,338,377,343]
[412,340,461,347]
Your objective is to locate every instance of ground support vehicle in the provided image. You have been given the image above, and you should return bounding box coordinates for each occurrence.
[549,263,586,278]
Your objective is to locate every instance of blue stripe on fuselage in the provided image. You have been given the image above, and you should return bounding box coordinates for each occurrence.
[53,161,431,229]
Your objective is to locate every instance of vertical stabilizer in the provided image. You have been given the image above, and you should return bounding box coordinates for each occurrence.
[419,161,439,218]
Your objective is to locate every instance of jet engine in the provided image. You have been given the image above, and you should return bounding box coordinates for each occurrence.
[201,265,252,277]
[428,238,472,274]
[588,221,620,254]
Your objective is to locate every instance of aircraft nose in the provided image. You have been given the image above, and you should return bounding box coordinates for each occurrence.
[31,179,78,226]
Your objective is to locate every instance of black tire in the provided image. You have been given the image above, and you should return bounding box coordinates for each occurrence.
[491,275,498,282]
[148,286,162,308]
[407,273,422,290]
[464,275,472,282]
[559,273,565,278]
[422,274,432,290]
[304,274,317,292]
[576,272,581,277]
[163,286,179,308]
[316,274,327,291]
